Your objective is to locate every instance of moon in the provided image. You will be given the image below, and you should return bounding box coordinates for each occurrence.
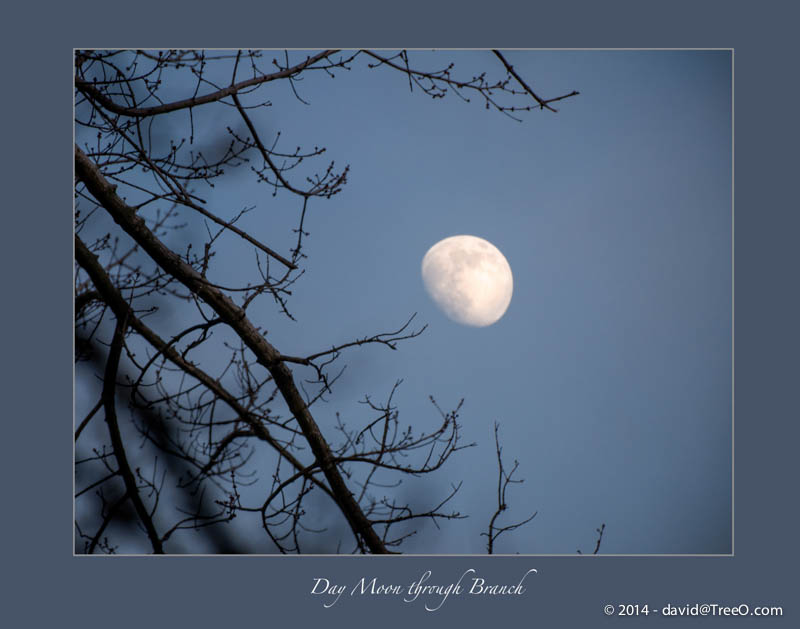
[421,235,513,327]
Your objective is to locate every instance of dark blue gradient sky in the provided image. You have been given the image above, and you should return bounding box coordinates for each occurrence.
[78,50,732,554]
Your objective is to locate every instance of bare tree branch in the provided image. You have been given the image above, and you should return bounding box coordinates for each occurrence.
[75,234,338,506]
[577,523,606,555]
[102,312,164,553]
[492,50,579,112]
[76,145,388,553]
[482,422,537,554]
[76,50,340,118]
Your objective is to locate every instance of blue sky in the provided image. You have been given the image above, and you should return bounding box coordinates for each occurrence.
[76,50,732,554]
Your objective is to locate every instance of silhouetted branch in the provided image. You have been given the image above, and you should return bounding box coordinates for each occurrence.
[492,50,579,112]
[279,314,427,393]
[577,523,606,555]
[75,397,102,441]
[75,234,337,505]
[76,145,388,554]
[102,312,164,553]
[76,50,340,118]
[482,422,537,554]
[364,49,579,120]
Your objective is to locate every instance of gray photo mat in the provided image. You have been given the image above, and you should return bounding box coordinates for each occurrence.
[8,1,799,626]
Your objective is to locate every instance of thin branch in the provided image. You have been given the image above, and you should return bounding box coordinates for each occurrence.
[87,491,130,554]
[82,105,297,270]
[492,50,579,112]
[75,397,103,441]
[232,92,306,197]
[76,50,340,118]
[578,523,606,555]
[75,290,99,318]
[310,313,425,361]
[482,422,537,554]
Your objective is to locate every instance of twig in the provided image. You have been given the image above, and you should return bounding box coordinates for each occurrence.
[577,523,606,554]
[492,50,579,112]
[76,50,340,118]
[482,422,537,554]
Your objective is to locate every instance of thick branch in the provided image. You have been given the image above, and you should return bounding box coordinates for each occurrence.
[102,313,164,553]
[75,145,387,554]
[75,235,334,505]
